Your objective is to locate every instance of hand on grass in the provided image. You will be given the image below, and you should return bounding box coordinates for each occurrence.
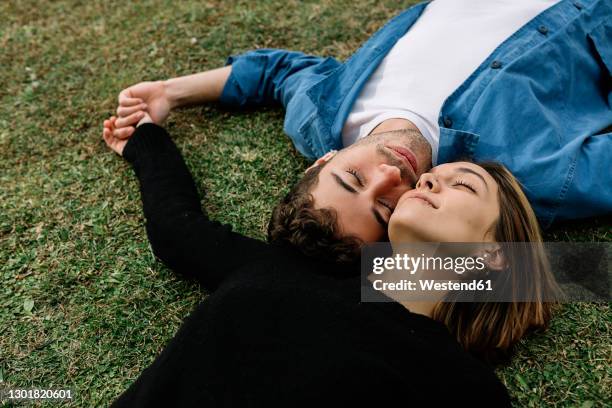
[103,117,128,156]
[114,81,171,139]
[103,111,153,156]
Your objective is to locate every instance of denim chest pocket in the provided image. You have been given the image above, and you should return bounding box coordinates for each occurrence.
[487,17,612,147]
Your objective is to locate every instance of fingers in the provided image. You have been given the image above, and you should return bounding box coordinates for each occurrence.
[118,88,143,107]
[110,116,134,139]
[102,126,114,149]
[113,126,136,140]
[117,103,147,118]
[103,117,113,140]
[114,111,145,129]
[102,120,128,156]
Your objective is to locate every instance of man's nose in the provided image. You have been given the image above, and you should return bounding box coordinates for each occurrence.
[373,163,404,193]
[416,172,440,193]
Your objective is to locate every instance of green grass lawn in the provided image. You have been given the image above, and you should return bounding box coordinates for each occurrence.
[0,1,610,406]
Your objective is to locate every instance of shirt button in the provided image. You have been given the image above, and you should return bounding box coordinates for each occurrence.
[538,25,549,35]
[573,1,583,10]
[443,116,453,127]
[491,60,502,69]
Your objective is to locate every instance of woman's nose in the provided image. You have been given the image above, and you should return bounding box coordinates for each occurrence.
[416,172,440,192]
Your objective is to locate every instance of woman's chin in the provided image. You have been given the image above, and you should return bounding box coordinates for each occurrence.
[388,223,435,244]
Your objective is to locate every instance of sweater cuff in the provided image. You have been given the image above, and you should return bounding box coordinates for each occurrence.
[123,123,174,163]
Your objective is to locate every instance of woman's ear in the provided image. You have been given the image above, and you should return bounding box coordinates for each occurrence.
[482,244,507,271]
[305,150,337,173]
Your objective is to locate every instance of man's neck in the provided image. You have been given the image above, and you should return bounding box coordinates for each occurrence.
[370,118,421,136]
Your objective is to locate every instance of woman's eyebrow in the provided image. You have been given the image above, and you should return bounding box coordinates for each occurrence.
[456,167,489,192]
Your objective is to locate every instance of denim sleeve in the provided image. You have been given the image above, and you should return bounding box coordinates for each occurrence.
[219,48,340,109]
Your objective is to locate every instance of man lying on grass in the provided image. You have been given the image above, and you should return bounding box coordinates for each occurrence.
[110,0,611,260]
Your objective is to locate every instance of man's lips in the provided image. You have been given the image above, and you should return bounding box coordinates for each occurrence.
[388,145,418,177]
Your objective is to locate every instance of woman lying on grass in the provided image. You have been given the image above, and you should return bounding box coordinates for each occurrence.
[102,111,557,407]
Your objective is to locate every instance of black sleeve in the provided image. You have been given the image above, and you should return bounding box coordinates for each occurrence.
[122,123,270,291]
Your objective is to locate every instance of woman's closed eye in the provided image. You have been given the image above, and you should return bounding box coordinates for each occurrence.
[453,179,477,193]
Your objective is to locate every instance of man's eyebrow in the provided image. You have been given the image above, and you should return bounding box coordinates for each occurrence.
[372,208,387,228]
[457,167,489,192]
[332,173,358,194]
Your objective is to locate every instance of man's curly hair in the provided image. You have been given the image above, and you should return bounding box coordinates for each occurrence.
[267,162,363,264]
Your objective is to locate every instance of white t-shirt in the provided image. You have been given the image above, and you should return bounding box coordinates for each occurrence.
[342,0,560,164]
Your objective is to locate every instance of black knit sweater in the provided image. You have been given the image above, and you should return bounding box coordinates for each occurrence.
[111,123,510,407]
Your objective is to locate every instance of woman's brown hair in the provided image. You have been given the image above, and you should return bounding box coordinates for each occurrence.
[431,161,560,364]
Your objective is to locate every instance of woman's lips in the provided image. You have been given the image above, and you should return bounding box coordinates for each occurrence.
[388,145,418,176]
[411,197,435,208]
[402,192,437,209]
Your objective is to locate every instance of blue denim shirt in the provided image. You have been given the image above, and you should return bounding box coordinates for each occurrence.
[220,0,611,227]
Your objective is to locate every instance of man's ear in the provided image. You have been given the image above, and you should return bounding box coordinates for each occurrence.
[481,243,507,272]
[305,150,337,173]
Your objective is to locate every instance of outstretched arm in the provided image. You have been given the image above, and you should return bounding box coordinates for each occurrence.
[112,66,232,139]
[103,119,270,291]
[112,49,338,138]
